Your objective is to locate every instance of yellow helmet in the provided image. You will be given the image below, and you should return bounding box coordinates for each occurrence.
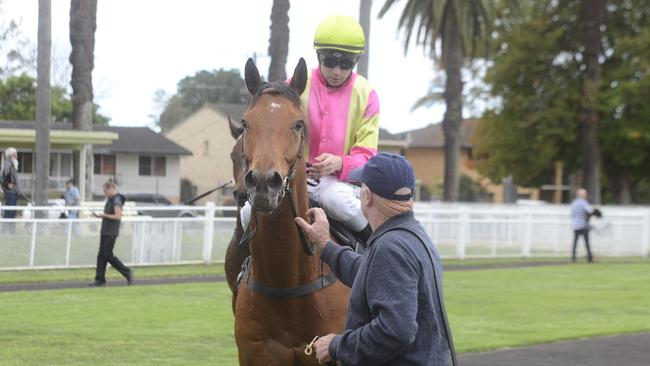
[313,15,365,55]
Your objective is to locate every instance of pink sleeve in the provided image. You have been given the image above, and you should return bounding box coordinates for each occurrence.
[337,146,377,182]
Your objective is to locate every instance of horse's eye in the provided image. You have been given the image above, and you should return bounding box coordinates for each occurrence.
[241,119,248,130]
[294,121,304,131]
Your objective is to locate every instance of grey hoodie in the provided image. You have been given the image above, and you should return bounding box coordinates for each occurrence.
[322,211,451,365]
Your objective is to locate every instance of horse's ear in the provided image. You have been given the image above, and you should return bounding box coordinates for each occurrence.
[244,58,262,95]
[228,116,244,138]
[289,58,307,96]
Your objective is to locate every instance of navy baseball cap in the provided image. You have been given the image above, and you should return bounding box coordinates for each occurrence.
[348,153,415,201]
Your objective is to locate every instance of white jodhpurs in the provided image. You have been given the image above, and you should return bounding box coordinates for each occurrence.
[240,175,368,232]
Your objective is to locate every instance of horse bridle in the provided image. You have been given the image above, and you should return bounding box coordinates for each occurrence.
[236,119,315,256]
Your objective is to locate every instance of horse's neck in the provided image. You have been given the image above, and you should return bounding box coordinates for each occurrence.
[250,175,318,288]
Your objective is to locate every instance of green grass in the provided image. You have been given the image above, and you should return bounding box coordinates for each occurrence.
[0,283,237,366]
[0,263,224,284]
[447,261,650,352]
[1,261,649,365]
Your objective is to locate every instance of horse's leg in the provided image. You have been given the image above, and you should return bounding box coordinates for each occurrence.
[225,228,246,313]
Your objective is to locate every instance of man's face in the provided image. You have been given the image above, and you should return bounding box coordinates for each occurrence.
[318,51,357,87]
[66,182,72,190]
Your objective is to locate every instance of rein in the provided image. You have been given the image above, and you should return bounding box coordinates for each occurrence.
[234,87,336,299]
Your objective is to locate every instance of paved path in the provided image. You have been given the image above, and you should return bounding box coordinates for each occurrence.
[459,332,650,366]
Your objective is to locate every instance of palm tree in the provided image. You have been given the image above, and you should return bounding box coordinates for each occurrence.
[267,0,290,82]
[69,0,97,200]
[379,0,494,201]
[358,0,373,78]
[34,0,51,212]
[579,0,605,204]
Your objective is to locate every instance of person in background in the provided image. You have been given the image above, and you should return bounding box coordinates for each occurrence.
[1,147,21,233]
[570,188,595,263]
[89,181,133,286]
[63,179,81,235]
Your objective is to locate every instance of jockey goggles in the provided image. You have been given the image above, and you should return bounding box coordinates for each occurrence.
[317,51,359,70]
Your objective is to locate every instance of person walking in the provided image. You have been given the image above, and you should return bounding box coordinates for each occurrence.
[63,179,81,235]
[570,188,595,263]
[1,147,21,233]
[296,153,454,365]
[89,181,133,286]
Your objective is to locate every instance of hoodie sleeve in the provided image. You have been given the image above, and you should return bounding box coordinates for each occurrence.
[330,237,420,364]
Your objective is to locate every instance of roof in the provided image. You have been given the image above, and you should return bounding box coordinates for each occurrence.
[0,121,191,155]
[396,119,479,149]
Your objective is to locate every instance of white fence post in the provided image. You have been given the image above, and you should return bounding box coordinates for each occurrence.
[202,202,216,263]
[457,208,468,259]
[522,210,533,258]
[29,221,38,267]
[139,220,147,264]
[65,221,72,267]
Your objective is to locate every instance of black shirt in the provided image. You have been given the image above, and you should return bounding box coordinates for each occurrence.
[101,194,123,236]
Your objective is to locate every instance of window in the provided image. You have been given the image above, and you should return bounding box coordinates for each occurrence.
[139,156,166,176]
[17,152,33,174]
[94,154,116,175]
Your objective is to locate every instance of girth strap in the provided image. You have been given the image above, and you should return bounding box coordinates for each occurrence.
[239,256,338,299]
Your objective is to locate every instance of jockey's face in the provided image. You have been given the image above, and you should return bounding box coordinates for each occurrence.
[319,63,353,87]
[317,50,357,87]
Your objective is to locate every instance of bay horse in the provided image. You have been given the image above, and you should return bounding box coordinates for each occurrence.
[234,58,349,365]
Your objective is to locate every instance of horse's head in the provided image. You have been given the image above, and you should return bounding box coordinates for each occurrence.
[229,120,247,210]
[239,58,308,214]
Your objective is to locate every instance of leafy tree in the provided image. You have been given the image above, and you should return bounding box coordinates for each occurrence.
[379,0,495,202]
[0,73,108,124]
[156,68,246,132]
[475,0,650,203]
[0,1,33,78]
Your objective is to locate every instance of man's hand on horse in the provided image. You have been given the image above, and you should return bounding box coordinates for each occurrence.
[295,208,330,251]
[314,333,336,364]
[308,153,342,179]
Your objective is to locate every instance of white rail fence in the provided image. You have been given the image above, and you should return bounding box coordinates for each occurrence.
[1,202,648,270]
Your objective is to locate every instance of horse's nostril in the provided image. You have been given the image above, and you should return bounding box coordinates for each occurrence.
[268,171,283,192]
[244,171,256,189]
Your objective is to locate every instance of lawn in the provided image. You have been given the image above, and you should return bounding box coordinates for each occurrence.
[0,261,649,365]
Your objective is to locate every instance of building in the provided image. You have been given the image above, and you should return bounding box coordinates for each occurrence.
[0,121,191,202]
[165,103,245,204]
[378,120,539,203]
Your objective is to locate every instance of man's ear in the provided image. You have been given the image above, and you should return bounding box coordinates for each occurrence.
[362,185,372,207]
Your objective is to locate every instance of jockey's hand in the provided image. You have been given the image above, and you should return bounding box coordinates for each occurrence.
[314,334,336,364]
[308,153,342,179]
[295,208,330,251]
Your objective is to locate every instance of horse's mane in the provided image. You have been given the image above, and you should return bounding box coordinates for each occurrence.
[248,81,302,109]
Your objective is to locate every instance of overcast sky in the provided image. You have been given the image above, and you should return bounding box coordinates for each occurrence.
[4,0,452,134]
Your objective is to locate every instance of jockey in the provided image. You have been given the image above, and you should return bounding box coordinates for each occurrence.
[242,15,379,241]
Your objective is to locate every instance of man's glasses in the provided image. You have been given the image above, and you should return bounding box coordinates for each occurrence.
[318,54,358,70]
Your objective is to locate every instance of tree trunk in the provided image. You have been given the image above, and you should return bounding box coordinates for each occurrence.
[441,4,463,202]
[34,0,51,215]
[357,0,372,79]
[70,0,97,201]
[267,0,290,82]
[579,0,605,204]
